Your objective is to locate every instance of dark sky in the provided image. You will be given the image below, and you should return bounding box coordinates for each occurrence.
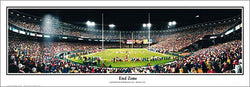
[10,9,242,31]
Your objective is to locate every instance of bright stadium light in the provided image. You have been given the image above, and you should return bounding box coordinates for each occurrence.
[109,24,115,28]
[196,15,199,18]
[168,21,177,29]
[86,21,95,26]
[90,22,95,26]
[86,21,91,25]
[168,21,177,26]
[143,23,147,27]
[147,23,151,27]
[143,23,151,28]
[168,22,172,26]
[172,21,176,25]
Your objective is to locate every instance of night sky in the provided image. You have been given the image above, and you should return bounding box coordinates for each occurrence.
[10,9,242,31]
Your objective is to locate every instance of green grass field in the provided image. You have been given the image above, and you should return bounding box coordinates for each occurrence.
[68,48,175,68]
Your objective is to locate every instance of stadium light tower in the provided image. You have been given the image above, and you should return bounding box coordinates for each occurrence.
[142,23,151,28]
[101,13,104,67]
[142,13,152,65]
[147,23,152,28]
[86,21,95,26]
[168,21,177,26]
[168,21,177,29]
[147,13,151,65]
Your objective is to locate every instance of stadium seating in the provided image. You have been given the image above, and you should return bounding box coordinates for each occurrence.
[8,11,242,73]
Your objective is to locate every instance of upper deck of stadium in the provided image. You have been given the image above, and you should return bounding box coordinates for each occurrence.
[8,9,241,41]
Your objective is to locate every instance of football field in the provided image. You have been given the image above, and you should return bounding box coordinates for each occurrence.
[68,48,175,67]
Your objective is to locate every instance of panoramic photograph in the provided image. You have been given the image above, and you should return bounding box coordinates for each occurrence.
[7,9,242,74]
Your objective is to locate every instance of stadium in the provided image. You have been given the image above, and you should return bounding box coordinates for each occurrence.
[8,9,242,74]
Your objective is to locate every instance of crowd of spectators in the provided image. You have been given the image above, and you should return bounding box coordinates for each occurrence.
[9,17,235,43]
[9,18,164,41]
[9,36,242,73]
[9,18,41,32]
[8,38,100,73]
[167,40,242,73]
[151,25,232,52]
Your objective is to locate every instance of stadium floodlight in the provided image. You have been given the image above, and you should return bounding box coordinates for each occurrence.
[86,21,95,26]
[168,21,177,27]
[196,15,199,18]
[143,23,151,28]
[91,22,95,26]
[143,23,147,27]
[147,23,151,28]
[168,22,172,26]
[172,21,176,25]
[109,24,115,28]
[86,21,91,25]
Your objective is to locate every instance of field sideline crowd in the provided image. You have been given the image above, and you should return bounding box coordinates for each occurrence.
[9,37,242,73]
